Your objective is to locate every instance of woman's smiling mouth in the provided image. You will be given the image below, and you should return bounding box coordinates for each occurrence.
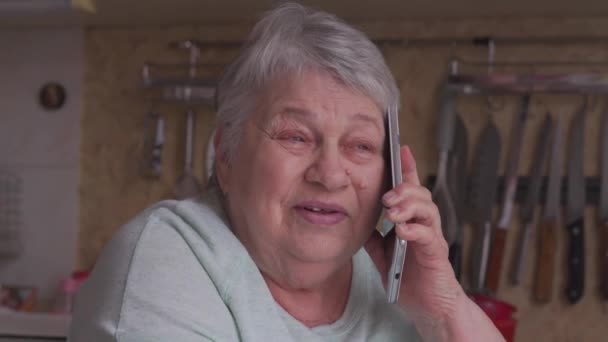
[294,201,348,225]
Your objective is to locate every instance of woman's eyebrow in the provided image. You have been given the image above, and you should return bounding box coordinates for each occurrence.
[276,106,315,120]
[350,112,383,133]
[278,106,382,129]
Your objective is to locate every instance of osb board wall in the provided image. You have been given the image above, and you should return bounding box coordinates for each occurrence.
[81,16,608,342]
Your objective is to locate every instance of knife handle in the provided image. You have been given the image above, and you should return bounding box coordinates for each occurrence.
[510,221,533,286]
[534,220,557,303]
[485,228,508,293]
[601,220,608,299]
[566,217,585,303]
[469,222,491,291]
[449,241,462,281]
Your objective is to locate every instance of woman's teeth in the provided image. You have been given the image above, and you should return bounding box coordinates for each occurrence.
[307,207,335,213]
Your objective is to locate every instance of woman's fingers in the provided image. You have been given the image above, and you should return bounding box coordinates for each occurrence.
[382,183,441,234]
[400,145,421,186]
[385,197,443,237]
[382,183,432,207]
[383,144,449,265]
[396,223,449,259]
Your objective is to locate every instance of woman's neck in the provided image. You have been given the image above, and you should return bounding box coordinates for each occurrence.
[261,260,353,328]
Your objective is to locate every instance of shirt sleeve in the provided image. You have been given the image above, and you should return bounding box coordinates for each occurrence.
[69,209,240,342]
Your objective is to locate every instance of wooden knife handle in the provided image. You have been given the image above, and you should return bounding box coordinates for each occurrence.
[485,228,508,293]
[601,220,608,299]
[534,220,557,303]
[469,223,491,291]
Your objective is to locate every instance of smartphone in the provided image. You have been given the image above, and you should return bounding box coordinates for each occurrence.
[384,103,407,304]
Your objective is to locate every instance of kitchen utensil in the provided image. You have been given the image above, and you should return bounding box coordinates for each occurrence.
[448,113,468,280]
[600,105,608,300]
[141,111,164,178]
[205,129,216,180]
[534,116,563,303]
[174,109,202,199]
[485,95,531,293]
[565,103,587,303]
[510,114,552,286]
[468,114,502,291]
[0,168,23,257]
[432,89,459,248]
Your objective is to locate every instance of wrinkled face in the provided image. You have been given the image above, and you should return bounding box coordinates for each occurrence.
[216,70,387,283]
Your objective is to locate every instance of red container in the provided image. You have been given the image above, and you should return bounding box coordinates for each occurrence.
[470,294,517,341]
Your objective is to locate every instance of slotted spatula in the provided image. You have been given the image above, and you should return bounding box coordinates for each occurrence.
[174,109,202,199]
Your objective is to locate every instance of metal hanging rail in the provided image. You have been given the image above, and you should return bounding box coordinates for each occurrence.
[142,40,217,105]
[142,35,608,49]
[139,35,608,98]
[373,36,608,47]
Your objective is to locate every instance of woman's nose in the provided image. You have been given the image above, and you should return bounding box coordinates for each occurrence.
[304,146,350,192]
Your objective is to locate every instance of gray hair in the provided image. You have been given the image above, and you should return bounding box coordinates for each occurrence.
[215,2,399,165]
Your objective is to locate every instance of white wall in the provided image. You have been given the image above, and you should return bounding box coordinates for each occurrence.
[0,28,82,306]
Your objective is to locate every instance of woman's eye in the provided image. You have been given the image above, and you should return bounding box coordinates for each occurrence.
[355,144,372,151]
[274,131,311,146]
[349,142,375,153]
[286,135,306,143]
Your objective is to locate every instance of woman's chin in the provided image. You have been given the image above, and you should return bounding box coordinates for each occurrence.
[287,239,355,265]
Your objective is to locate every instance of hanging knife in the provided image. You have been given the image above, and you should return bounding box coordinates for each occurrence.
[485,95,531,293]
[534,116,563,303]
[565,103,587,303]
[448,114,468,280]
[432,89,459,251]
[468,118,501,291]
[510,114,552,286]
[599,105,608,300]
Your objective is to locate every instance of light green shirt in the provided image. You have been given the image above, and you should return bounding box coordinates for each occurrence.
[69,188,421,341]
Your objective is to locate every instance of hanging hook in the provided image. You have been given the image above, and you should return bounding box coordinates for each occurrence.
[535,95,553,119]
[484,95,505,115]
[585,94,600,113]
[482,38,501,116]
[449,58,459,76]
[482,95,505,122]
[488,39,496,74]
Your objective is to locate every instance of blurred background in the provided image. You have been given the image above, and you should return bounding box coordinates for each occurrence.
[2,0,608,341]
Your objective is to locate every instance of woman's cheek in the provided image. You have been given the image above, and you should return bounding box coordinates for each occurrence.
[355,162,385,193]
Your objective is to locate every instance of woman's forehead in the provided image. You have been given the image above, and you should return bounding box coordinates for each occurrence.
[255,71,384,125]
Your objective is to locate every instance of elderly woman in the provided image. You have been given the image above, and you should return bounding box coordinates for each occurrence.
[70,3,502,342]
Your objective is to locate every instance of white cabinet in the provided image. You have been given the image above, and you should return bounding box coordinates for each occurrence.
[0,28,82,305]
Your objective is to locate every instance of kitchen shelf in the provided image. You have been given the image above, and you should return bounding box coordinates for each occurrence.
[0,311,70,338]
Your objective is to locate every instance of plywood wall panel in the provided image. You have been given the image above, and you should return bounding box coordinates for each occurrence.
[81,17,608,341]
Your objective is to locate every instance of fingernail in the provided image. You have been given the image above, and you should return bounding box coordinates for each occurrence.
[387,207,398,216]
[397,223,410,233]
[383,191,396,203]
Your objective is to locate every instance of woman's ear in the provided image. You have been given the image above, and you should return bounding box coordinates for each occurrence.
[213,126,230,194]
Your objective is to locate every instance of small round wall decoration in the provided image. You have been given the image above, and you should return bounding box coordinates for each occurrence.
[39,82,66,110]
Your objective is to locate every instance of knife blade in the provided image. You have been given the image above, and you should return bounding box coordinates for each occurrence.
[485,95,531,293]
[510,114,552,286]
[534,115,563,303]
[565,103,587,303]
[432,89,459,247]
[448,114,468,280]
[599,105,608,300]
[468,119,501,291]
